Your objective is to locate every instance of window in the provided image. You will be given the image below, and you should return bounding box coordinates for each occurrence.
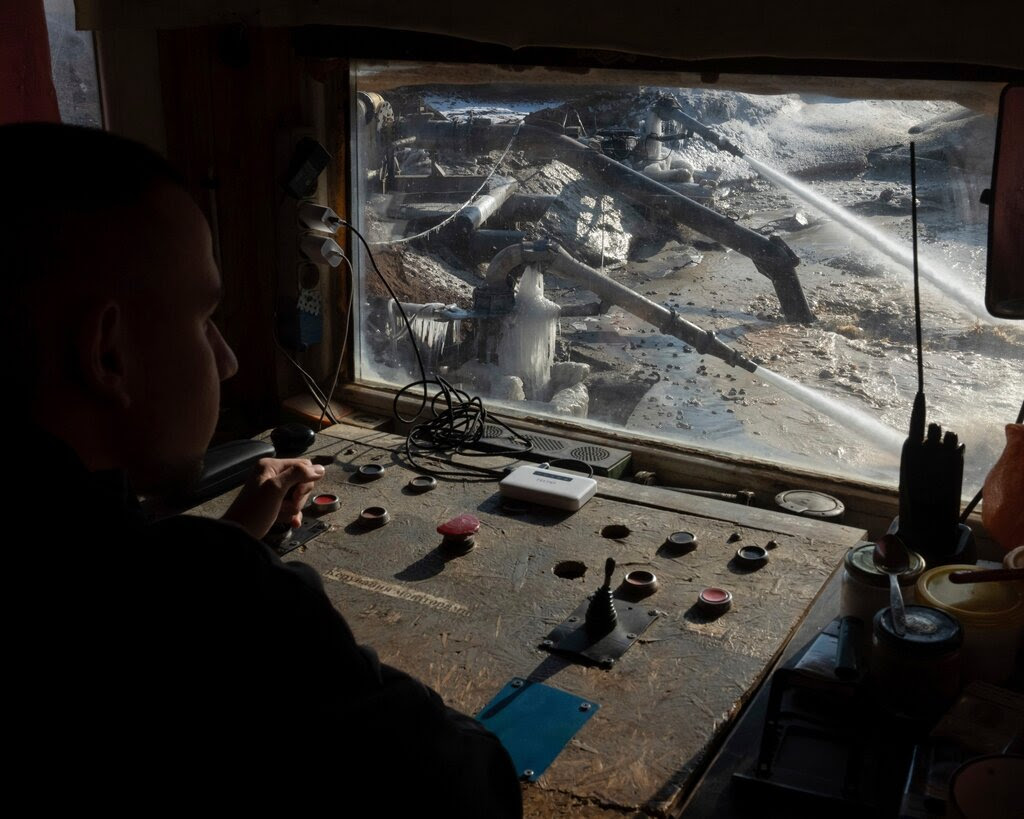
[348,61,1018,491]
[44,0,102,127]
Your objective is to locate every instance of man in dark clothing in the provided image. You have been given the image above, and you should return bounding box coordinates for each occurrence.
[2,123,521,815]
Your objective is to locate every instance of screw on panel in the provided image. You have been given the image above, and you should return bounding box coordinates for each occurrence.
[522,769,534,778]
[568,616,578,622]
[626,633,637,639]
[648,609,658,616]
[511,679,523,688]
[541,639,553,648]
[579,703,592,712]
[599,657,614,669]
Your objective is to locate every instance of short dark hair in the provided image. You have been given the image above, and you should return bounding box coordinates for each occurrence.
[0,123,184,277]
[0,124,186,388]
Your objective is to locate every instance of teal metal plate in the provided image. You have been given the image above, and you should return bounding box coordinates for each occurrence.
[475,678,599,781]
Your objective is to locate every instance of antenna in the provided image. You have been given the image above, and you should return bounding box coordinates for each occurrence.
[895,141,967,563]
[910,142,924,397]
[908,142,926,441]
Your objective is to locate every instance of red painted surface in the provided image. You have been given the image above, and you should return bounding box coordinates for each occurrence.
[0,0,59,124]
[313,493,339,505]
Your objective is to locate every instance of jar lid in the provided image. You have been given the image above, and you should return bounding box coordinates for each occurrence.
[775,489,845,520]
[916,564,1024,625]
[873,605,963,655]
[845,542,926,588]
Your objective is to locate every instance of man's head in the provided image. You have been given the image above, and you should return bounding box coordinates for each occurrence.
[0,123,237,493]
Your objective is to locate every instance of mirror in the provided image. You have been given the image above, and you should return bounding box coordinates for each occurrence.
[986,83,1024,319]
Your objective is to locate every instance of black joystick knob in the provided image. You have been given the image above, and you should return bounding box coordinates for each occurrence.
[271,423,316,457]
[585,557,618,637]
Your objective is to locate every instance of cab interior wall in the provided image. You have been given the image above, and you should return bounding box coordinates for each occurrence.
[81,7,1022,550]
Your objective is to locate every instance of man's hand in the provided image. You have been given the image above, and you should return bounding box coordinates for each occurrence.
[221,458,326,540]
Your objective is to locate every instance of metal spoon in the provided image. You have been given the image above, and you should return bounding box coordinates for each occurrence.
[873,534,910,637]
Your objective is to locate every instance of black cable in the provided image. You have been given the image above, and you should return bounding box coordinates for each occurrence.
[335,219,535,482]
[318,255,355,429]
[545,458,595,479]
[960,488,984,524]
[336,217,429,422]
[960,395,1024,523]
[398,377,534,481]
[273,318,342,425]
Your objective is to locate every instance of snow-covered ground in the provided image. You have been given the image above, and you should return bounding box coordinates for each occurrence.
[422,94,557,123]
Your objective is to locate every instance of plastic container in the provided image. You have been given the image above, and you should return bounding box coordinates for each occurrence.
[840,542,925,636]
[982,423,1024,551]
[916,564,1024,684]
[949,754,1024,819]
[870,605,963,721]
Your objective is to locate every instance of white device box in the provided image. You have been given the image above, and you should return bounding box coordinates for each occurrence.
[498,465,598,511]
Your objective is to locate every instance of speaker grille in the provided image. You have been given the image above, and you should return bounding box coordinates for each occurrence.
[570,445,611,462]
[526,434,563,452]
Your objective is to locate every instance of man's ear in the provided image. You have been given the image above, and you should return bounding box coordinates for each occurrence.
[80,301,132,409]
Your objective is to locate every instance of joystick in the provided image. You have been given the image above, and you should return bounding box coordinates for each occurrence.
[585,558,619,636]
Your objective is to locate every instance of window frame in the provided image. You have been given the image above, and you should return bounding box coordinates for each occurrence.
[335,52,1016,547]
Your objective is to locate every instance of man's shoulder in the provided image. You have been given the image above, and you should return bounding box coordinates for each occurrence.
[141,514,333,614]
[146,511,263,552]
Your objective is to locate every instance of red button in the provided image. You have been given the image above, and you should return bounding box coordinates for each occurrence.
[437,514,481,537]
[701,587,730,603]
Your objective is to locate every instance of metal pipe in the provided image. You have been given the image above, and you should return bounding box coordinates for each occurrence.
[530,129,814,323]
[400,118,813,323]
[484,242,531,284]
[469,229,527,260]
[406,119,774,261]
[356,91,389,124]
[661,486,756,503]
[496,193,558,223]
[541,132,792,268]
[483,241,757,372]
[653,98,745,157]
[455,179,518,233]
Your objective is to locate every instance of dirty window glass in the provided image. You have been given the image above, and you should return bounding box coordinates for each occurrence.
[348,62,1019,491]
[44,0,102,127]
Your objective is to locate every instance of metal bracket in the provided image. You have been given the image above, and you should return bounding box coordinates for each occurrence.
[541,594,659,668]
[270,518,330,557]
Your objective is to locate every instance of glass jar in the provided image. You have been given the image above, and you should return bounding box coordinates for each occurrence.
[870,605,963,721]
[840,542,926,639]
